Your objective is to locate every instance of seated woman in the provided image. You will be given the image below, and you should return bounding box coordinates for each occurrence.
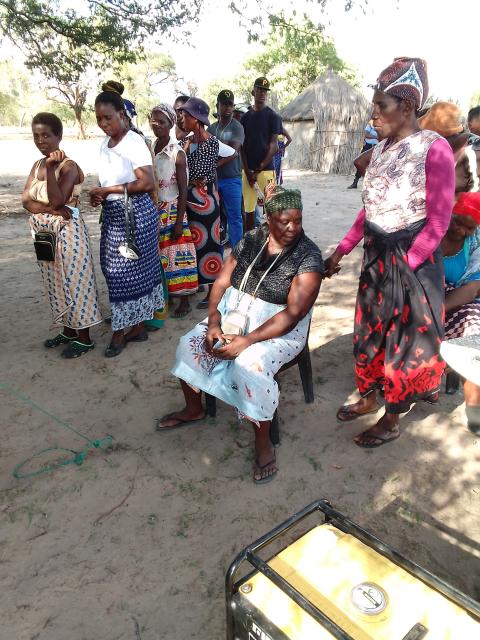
[22,112,102,357]
[156,185,323,484]
[441,192,480,431]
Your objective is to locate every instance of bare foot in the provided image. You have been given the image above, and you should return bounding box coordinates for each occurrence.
[172,298,191,318]
[353,413,400,448]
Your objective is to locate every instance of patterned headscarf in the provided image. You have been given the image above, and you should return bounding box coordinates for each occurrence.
[151,103,176,129]
[264,184,303,215]
[374,57,429,110]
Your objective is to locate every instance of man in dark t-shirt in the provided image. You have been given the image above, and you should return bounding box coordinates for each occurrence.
[208,90,245,248]
[240,77,282,231]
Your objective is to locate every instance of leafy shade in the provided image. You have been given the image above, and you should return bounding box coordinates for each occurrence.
[245,14,357,109]
[0,0,200,82]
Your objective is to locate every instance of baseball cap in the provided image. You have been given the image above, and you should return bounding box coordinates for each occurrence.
[217,89,235,104]
[254,77,270,91]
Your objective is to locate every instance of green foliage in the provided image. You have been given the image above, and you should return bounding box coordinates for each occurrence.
[205,14,357,112]
[0,0,200,83]
[113,52,177,121]
[244,14,357,108]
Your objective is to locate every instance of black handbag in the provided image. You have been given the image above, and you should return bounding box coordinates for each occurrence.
[118,185,141,260]
[33,231,56,261]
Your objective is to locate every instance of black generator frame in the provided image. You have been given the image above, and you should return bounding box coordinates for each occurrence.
[226,498,480,640]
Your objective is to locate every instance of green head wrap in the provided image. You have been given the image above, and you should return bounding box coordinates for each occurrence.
[264,184,303,216]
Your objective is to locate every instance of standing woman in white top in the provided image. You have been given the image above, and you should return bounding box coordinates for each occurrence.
[90,91,164,358]
[150,103,198,319]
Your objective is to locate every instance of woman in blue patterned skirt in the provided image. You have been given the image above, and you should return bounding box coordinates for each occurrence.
[90,91,164,357]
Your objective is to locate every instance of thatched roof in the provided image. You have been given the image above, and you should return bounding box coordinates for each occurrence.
[281,70,369,122]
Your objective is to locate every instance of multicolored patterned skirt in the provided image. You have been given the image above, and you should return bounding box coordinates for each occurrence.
[100,193,164,331]
[159,199,198,296]
[29,212,102,329]
[172,286,311,422]
[353,221,445,413]
[445,284,480,339]
[186,181,223,285]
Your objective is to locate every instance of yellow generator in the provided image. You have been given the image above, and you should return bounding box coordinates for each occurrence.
[226,500,480,639]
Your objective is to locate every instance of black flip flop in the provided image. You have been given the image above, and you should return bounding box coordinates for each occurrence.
[354,428,400,448]
[105,340,126,358]
[336,404,379,422]
[61,340,94,359]
[196,300,209,310]
[253,455,278,485]
[155,412,205,431]
[44,333,76,348]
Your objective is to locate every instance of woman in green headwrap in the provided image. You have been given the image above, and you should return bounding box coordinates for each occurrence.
[156,184,324,484]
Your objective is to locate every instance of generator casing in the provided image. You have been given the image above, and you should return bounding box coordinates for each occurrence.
[226,500,480,640]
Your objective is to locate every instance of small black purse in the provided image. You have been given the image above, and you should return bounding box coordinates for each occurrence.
[33,231,56,261]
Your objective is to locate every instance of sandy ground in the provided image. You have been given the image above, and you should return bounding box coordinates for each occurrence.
[1,137,479,640]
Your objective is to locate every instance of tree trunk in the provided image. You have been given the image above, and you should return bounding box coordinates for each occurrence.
[74,108,87,140]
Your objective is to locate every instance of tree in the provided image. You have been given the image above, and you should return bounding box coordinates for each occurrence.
[205,14,356,111]
[0,1,197,137]
[0,1,200,81]
[116,52,178,122]
[45,82,88,138]
[246,14,357,108]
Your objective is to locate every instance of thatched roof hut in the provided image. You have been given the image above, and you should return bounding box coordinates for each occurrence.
[281,71,371,174]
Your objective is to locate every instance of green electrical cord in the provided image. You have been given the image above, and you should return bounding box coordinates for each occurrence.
[0,383,113,479]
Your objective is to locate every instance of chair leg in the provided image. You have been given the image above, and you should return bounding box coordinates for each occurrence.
[205,393,217,417]
[270,410,280,447]
[298,348,314,403]
[445,372,460,395]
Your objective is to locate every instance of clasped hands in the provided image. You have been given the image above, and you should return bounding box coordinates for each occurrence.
[205,324,252,360]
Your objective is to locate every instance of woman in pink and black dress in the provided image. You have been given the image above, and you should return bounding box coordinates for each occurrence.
[324,58,455,447]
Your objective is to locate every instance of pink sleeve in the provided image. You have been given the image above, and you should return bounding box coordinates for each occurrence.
[406,138,455,270]
[336,208,366,255]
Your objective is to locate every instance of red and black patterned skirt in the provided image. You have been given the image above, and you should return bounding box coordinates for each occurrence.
[353,221,445,414]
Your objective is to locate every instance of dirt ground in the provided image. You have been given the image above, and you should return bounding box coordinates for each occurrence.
[0,136,479,640]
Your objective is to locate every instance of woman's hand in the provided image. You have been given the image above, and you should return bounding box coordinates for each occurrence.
[90,186,108,207]
[55,206,71,220]
[190,178,207,190]
[323,250,343,278]
[172,219,184,240]
[205,324,224,353]
[45,150,66,168]
[213,334,252,360]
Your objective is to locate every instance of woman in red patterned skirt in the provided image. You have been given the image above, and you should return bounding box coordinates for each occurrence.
[325,58,455,447]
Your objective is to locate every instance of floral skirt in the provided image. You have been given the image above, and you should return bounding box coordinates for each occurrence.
[100,193,164,331]
[30,212,102,330]
[172,286,311,422]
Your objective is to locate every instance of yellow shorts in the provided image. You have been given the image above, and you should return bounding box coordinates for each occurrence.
[242,170,276,213]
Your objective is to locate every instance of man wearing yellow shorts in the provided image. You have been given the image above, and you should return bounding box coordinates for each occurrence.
[240,77,283,231]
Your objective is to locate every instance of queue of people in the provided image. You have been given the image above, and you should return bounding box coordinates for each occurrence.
[22,60,480,483]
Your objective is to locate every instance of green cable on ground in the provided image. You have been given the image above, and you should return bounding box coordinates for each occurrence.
[0,383,113,479]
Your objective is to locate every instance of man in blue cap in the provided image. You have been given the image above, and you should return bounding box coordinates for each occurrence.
[240,77,282,231]
[208,89,245,248]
